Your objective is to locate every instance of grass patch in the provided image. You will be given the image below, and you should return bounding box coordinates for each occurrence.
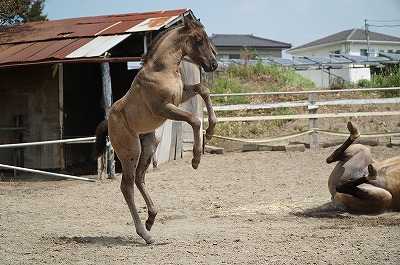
[356,67,400,97]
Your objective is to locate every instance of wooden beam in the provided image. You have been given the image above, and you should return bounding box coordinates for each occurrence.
[58,63,66,170]
[100,62,115,179]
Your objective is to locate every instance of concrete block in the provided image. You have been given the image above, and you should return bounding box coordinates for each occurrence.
[242,144,258,152]
[390,136,400,146]
[257,144,273,151]
[205,145,224,154]
[285,144,306,152]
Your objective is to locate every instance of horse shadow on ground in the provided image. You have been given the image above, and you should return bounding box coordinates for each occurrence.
[57,236,168,247]
[291,202,350,219]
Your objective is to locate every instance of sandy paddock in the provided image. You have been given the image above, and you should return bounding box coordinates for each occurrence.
[1,143,400,264]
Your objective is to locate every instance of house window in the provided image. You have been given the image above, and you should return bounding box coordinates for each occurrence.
[369,49,375,56]
[216,54,230,61]
[330,50,340,55]
[360,49,367,56]
[388,49,394,53]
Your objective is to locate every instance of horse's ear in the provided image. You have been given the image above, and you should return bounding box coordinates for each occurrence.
[183,15,195,29]
[367,164,377,180]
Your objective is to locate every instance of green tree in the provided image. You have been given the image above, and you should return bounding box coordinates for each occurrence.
[0,0,48,26]
[241,46,257,62]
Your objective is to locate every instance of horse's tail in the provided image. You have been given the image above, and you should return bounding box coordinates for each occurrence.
[92,119,109,159]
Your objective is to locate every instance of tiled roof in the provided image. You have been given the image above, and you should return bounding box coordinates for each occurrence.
[289,28,400,51]
[210,34,292,48]
[0,9,190,67]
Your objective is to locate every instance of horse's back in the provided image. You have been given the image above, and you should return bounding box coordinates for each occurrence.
[374,156,400,210]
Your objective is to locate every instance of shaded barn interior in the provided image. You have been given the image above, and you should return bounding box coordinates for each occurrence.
[62,62,138,173]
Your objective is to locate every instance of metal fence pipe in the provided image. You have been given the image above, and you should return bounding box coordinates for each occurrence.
[0,163,96,182]
[0,136,96,149]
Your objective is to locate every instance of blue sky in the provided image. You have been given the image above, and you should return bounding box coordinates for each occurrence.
[44,0,400,56]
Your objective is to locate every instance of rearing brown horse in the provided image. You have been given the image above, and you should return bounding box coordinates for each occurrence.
[93,16,218,244]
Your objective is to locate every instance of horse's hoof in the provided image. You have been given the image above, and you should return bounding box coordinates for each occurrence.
[191,158,199,169]
[146,219,155,231]
[347,122,360,140]
[146,237,155,245]
[205,128,214,140]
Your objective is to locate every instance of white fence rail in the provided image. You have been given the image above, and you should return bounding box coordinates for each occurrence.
[0,137,97,182]
[204,87,400,148]
[0,136,95,149]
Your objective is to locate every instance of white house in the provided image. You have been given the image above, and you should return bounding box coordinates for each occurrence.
[287,28,400,57]
[286,29,400,87]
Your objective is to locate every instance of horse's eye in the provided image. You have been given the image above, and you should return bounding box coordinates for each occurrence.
[195,37,203,45]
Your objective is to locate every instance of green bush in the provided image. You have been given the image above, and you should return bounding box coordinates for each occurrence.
[356,67,400,97]
[223,59,316,90]
[210,77,250,105]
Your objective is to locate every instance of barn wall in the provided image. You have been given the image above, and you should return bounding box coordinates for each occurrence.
[180,60,202,157]
[154,60,202,165]
[0,64,60,168]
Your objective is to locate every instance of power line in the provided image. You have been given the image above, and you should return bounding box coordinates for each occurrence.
[365,19,400,28]
[367,19,400,23]
[369,24,400,28]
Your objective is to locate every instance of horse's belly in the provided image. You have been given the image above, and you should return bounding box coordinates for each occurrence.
[133,117,166,134]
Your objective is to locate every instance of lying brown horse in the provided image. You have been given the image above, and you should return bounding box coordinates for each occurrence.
[326,122,400,214]
[93,16,217,244]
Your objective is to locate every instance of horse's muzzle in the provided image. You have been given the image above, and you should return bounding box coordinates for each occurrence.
[204,59,218,72]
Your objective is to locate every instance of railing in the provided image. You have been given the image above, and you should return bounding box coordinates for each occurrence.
[0,137,97,182]
[204,87,400,148]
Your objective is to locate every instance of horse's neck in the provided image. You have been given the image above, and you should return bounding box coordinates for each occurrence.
[146,29,186,72]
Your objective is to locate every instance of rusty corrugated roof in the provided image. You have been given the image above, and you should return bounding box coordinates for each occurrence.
[0,9,190,67]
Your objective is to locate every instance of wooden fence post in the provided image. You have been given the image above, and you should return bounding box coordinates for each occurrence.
[99,61,115,179]
[308,93,319,149]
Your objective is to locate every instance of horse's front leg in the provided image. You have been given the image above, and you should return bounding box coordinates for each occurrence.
[159,103,202,169]
[136,132,159,231]
[182,83,217,140]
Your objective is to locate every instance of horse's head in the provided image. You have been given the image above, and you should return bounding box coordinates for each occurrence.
[182,16,218,72]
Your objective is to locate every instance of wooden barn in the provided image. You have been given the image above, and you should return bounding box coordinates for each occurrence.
[0,9,203,174]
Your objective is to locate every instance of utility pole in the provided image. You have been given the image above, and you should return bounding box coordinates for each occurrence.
[365,19,371,60]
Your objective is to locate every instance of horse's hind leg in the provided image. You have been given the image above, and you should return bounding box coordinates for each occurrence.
[326,122,360,163]
[136,132,159,231]
[336,164,377,195]
[336,175,369,195]
[109,116,154,244]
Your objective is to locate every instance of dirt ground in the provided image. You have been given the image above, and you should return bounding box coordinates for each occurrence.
[1,139,400,264]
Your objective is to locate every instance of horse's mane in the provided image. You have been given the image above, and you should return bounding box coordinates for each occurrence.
[141,18,204,65]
